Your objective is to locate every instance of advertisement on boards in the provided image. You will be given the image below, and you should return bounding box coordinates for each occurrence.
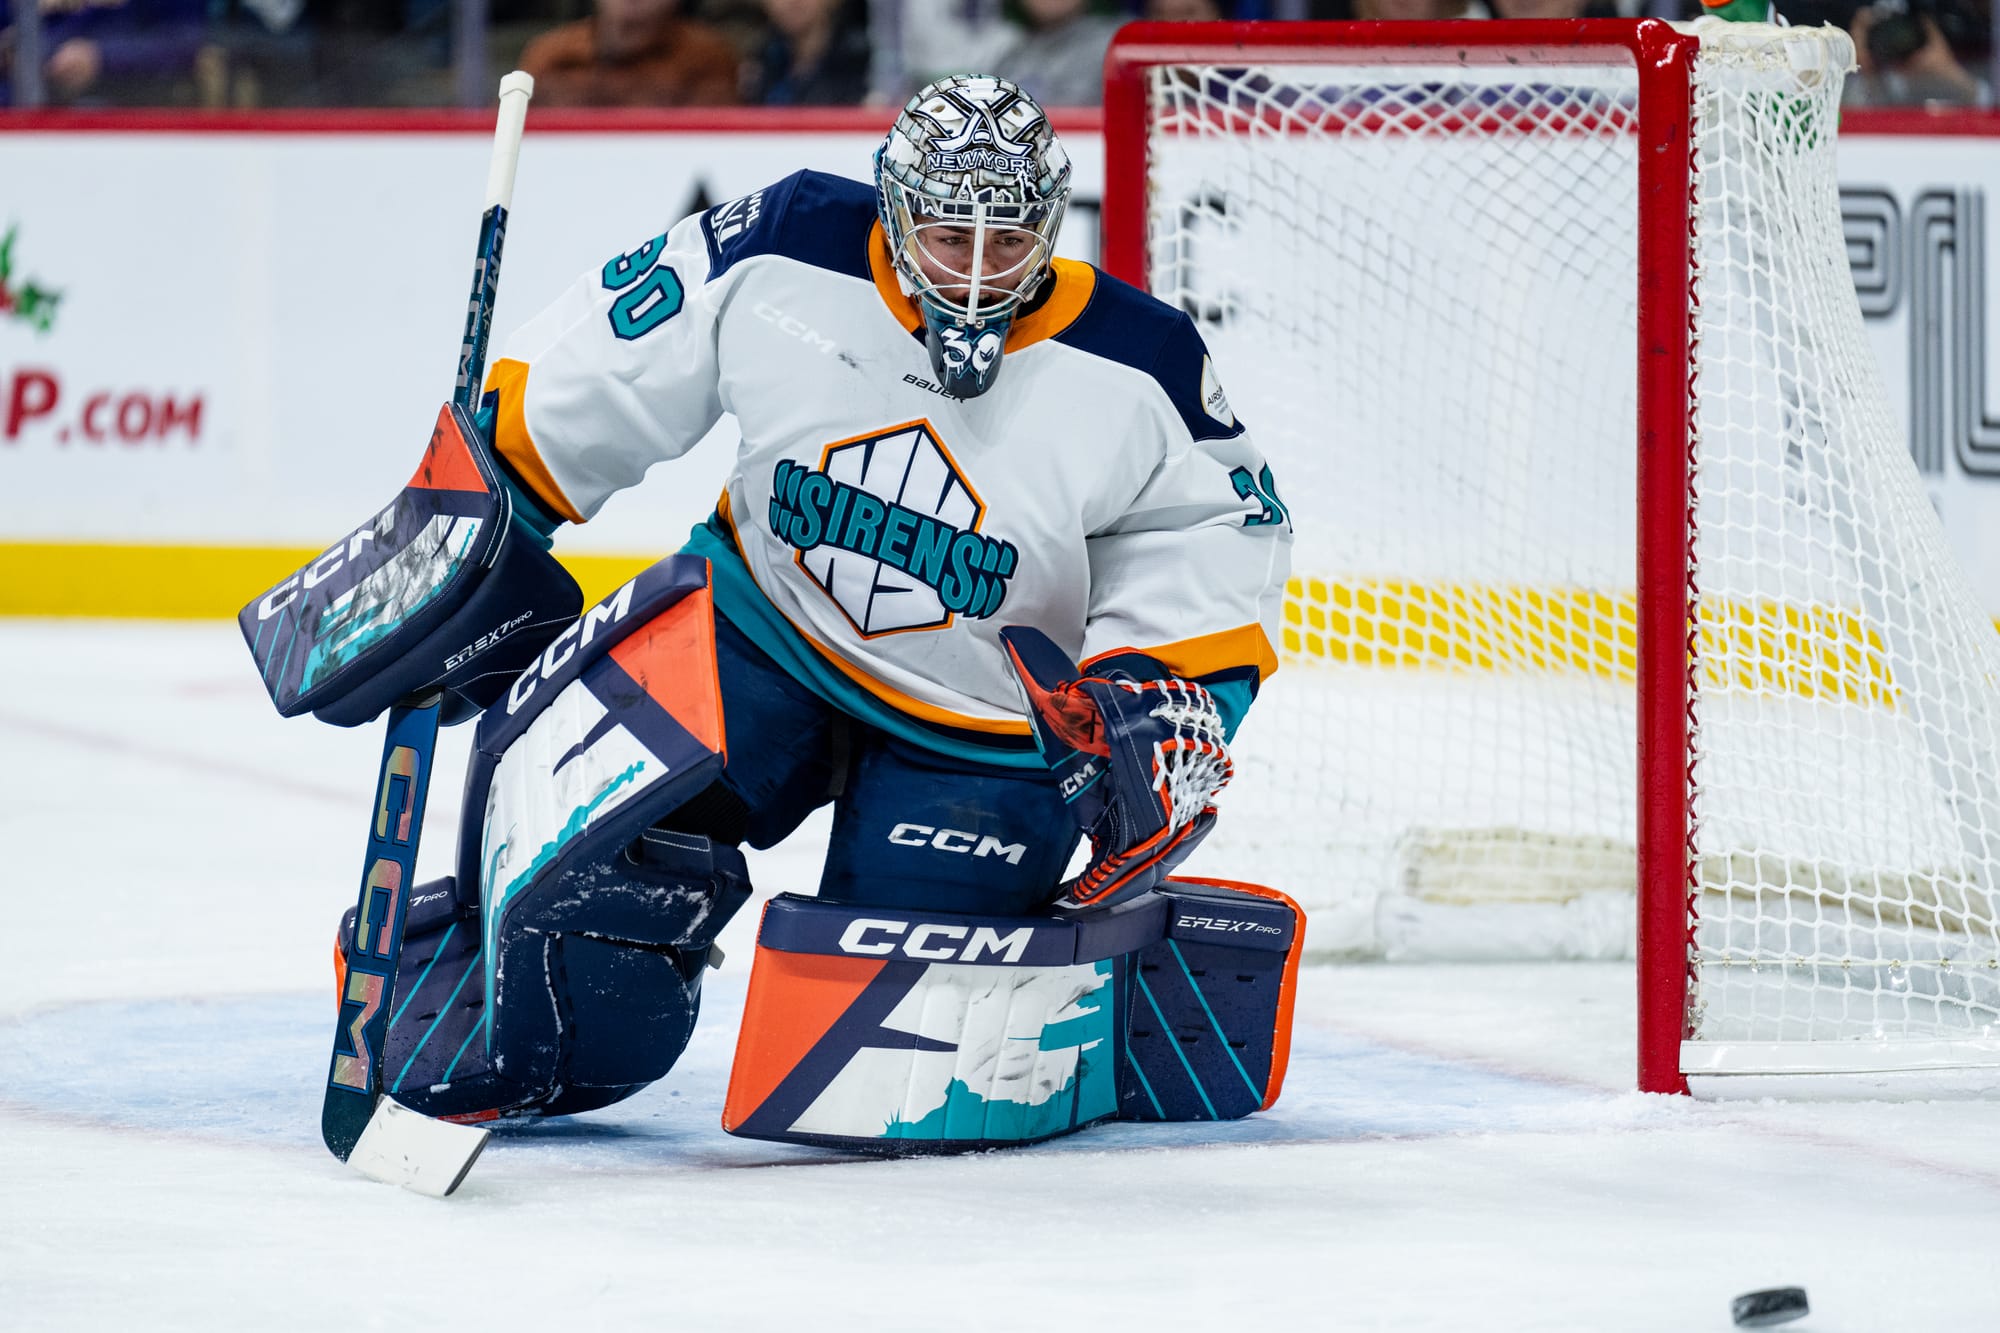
[0,116,1995,617]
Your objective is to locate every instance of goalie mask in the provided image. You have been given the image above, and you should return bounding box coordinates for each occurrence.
[875,75,1072,399]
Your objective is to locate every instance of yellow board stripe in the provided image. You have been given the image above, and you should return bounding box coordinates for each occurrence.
[0,545,1925,710]
[0,542,652,622]
[1280,575,1902,707]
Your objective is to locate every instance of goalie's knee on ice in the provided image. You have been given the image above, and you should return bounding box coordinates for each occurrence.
[719,878,1303,1151]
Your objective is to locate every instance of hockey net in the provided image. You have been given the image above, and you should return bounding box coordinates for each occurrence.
[1108,19,2000,1092]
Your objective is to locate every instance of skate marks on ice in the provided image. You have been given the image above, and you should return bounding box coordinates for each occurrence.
[0,968,1651,1175]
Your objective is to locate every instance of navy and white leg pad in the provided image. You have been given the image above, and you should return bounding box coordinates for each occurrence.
[721,878,1303,1150]
[337,829,751,1122]
[332,554,751,1122]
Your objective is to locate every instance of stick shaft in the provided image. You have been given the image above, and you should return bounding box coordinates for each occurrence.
[322,74,533,1163]
[321,700,441,1159]
[455,71,535,411]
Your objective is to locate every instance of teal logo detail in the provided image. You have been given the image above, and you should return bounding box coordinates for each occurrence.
[770,421,1016,636]
[883,959,1117,1142]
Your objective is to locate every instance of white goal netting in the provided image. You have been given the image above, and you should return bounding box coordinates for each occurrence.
[1140,22,2000,1080]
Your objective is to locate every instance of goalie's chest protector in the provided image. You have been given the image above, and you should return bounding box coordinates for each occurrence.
[704,190,1211,729]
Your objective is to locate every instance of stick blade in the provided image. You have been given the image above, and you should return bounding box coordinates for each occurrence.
[347,1098,490,1198]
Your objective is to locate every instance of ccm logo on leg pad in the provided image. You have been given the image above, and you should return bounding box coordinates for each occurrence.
[885,823,1026,864]
[837,918,1036,963]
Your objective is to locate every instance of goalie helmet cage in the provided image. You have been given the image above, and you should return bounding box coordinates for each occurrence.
[1103,19,2000,1097]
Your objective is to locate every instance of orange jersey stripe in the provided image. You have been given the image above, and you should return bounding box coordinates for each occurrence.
[1085,623,1281,684]
[483,357,586,525]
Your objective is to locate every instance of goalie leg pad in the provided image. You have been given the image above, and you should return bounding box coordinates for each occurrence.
[720,882,1301,1149]
[722,891,1168,1150]
[337,829,752,1123]
[1120,878,1305,1122]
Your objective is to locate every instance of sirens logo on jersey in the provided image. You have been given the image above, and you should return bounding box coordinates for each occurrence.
[768,421,1017,636]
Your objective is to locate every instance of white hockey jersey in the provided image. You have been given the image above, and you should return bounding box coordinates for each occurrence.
[485,170,1291,766]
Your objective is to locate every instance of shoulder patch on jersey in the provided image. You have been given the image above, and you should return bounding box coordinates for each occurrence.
[707,188,766,247]
[701,170,877,285]
[1052,271,1247,444]
[1200,356,1235,428]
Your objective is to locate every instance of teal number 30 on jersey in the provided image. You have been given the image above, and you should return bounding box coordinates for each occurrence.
[1230,464,1292,531]
[601,234,684,341]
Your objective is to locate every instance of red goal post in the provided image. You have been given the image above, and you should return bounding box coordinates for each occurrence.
[1103,20,2000,1098]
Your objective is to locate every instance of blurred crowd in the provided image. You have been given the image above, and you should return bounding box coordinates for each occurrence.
[2,0,1992,108]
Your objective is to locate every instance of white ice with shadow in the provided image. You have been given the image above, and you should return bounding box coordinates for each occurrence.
[5,622,2000,1332]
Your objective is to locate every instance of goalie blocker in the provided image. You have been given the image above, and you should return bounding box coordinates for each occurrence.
[239,402,583,729]
[723,879,1302,1150]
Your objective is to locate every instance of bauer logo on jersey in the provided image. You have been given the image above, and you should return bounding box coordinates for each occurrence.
[768,422,1017,636]
[705,190,765,247]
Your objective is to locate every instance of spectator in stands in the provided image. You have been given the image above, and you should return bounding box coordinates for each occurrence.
[743,0,871,104]
[1,0,215,105]
[1297,0,1458,17]
[517,0,740,106]
[990,0,1121,107]
[688,0,765,64]
[866,0,1014,105]
[1848,0,1989,105]
[1485,0,1625,16]
[1145,0,1230,16]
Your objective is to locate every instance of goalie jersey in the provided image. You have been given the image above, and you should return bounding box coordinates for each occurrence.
[484,170,1292,768]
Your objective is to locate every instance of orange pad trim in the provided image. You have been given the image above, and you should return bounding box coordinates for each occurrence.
[607,581,727,762]
[722,917,885,1132]
[405,403,488,495]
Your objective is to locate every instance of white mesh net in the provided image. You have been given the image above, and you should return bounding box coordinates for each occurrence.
[1685,26,2000,1074]
[1136,22,2000,1078]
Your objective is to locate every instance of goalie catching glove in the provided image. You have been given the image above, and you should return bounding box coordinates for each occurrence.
[1000,625,1234,910]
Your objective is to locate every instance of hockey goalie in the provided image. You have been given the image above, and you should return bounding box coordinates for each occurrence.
[243,75,1302,1155]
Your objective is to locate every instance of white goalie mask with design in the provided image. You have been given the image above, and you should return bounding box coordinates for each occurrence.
[875,75,1072,399]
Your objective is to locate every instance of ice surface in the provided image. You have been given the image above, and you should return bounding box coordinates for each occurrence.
[3,622,1998,1331]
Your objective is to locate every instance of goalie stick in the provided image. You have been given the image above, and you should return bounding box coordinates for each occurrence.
[320,70,534,1197]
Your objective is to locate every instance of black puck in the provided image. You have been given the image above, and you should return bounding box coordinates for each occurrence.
[1732,1287,1809,1327]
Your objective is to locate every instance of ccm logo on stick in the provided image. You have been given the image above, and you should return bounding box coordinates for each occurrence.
[886,823,1026,864]
[836,919,1036,963]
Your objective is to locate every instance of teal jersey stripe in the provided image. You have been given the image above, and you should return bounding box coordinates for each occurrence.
[1209,678,1252,742]
[680,520,1050,771]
